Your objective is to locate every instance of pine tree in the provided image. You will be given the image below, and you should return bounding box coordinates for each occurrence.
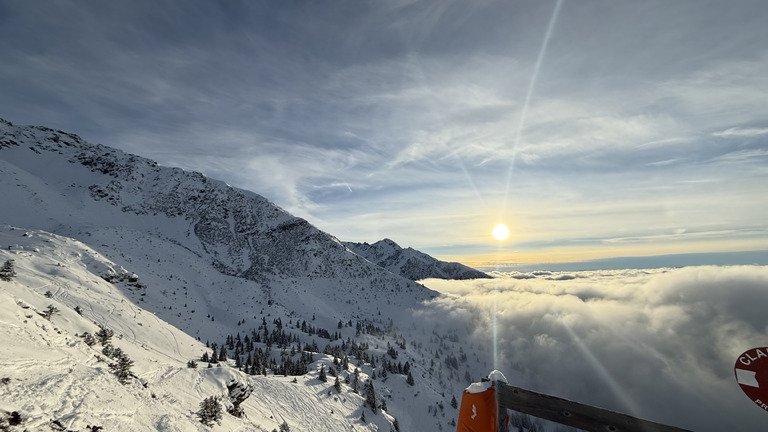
[279,421,291,432]
[334,375,342,393]
[0,260,15,281]
[109,352,134,384]
[80,332,96,346]
[95,326,114,346]
[101,344,114,358]
[319,364,327,382]
[451,395,458,409]
[366,380,378,414]
[197,396,222,426]
[352,369,360,394]
[406,371,415,386]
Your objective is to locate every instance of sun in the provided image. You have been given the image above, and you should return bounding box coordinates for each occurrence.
[492,224,510,241]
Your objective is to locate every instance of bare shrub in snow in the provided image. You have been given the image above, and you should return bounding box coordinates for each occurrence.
[40,304,59,320]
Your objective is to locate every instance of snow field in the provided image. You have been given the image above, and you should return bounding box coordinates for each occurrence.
[0,228,424,431]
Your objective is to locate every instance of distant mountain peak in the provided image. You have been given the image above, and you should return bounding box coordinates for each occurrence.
[345,239,491,281]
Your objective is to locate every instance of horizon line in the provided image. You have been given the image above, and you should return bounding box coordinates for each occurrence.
[470,249,768,272]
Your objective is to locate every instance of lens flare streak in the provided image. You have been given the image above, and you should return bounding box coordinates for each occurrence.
[559,317,642,418]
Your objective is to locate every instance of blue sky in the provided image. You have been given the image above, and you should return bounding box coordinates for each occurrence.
[2,0,767,266]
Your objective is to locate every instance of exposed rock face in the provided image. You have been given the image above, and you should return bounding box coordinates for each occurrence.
[0,119,435,306]
[345,238,491,281]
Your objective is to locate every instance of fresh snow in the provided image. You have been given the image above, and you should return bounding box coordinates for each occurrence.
[1,119,490,431]
[0,227,407,431]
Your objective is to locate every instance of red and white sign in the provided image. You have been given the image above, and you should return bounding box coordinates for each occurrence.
[735,347,768,413]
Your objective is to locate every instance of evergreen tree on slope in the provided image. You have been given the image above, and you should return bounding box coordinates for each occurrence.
[0,260,16,281]
[366,380,378,414]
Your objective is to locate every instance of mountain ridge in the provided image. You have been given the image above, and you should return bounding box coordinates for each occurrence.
[0,119,426,288]
[0,118,492,431]
[345,238,491,281]
[0,118,484,285]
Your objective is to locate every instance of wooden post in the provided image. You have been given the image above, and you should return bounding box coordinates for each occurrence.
[494,382,692,432]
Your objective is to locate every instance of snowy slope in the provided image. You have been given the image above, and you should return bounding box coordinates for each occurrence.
[0,120,493,431]
[0,227,408,431]
[0,118,437,331]
[345,239,491,281]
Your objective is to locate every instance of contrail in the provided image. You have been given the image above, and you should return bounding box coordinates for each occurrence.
[502,0,564,215]
[495,0,564,373]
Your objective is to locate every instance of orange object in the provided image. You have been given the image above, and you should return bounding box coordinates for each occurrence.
[456,385,499,432]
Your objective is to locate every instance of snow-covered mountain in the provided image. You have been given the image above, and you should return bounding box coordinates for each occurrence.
[0,119,494,431]
[0,227,403,431]
[345,239,491,281]
[0,119,445,326]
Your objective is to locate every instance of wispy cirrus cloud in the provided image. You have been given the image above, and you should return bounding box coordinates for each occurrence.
[1,0,767,262]
[713,127,768,137]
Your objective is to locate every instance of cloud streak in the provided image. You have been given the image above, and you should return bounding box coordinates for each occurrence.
[713,127,768,137]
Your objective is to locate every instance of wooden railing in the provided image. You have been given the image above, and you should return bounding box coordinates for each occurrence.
[495,382,693,432]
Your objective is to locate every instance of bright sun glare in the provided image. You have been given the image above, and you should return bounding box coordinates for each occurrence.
[492,224,510,241]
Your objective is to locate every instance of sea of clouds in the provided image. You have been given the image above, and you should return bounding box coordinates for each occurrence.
[419,265,768,431]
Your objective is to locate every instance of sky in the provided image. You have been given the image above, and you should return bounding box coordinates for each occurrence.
[1,0,768,267]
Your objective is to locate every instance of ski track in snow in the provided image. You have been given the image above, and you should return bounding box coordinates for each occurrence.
[250,377,362,432]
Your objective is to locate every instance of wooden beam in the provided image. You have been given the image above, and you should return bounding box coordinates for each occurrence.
[495,382,692,432]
